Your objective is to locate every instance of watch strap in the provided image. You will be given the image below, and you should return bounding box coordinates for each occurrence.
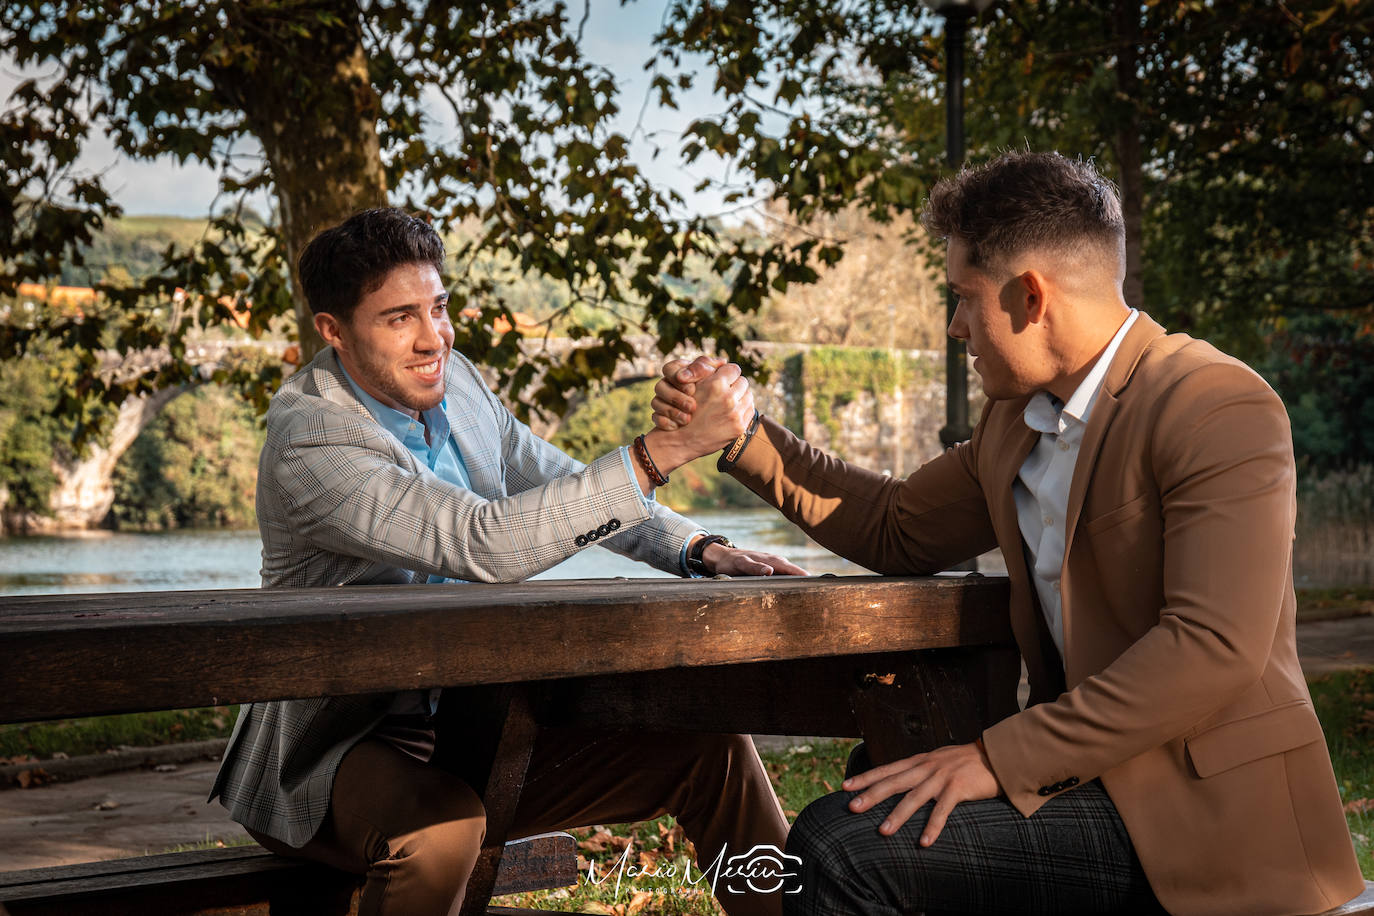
[686,534,733,575]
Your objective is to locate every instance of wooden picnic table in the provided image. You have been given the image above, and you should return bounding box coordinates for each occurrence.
[0,574,1019,915]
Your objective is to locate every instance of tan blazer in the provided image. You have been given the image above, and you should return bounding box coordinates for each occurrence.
[727,314,1363,916]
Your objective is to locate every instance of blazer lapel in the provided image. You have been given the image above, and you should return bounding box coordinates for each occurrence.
[1059,314,1166,667]
[982,404,1048,678]
[988,416,1040,555]
[1062,313,1166,549]
[443,363,504,499]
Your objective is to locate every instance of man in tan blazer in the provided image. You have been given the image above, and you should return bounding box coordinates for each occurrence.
[654,152,1364,915]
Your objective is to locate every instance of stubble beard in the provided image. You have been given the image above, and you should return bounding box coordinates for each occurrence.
[353,347,447,415]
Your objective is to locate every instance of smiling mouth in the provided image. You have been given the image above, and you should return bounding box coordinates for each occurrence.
[407,358,443,378]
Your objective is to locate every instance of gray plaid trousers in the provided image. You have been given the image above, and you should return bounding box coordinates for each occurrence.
[783,779,1165,916]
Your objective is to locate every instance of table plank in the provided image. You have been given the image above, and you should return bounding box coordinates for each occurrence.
[0,575,1011,723]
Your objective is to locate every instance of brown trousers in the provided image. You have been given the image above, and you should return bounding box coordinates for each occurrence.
[249,727,789,916]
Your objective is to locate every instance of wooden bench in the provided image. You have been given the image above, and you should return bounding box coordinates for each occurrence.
[0,833,577,915]
[0,575,1021,915]
[1317,883,1374,916]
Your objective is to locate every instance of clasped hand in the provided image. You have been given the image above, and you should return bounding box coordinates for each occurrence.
[655,359,754,457]
[651,355,730,431]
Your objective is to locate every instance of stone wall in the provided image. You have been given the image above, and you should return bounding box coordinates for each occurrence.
[746,343,982,479]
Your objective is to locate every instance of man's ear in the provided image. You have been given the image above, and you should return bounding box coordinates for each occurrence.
[1018,270,1051,324]
[314,312,345,351]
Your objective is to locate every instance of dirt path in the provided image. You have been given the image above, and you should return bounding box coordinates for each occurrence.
[0,760,248,871]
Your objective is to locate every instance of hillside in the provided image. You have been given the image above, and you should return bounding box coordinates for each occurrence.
[57,213,267,286]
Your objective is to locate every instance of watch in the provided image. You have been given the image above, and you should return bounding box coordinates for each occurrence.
[686,534,733,575]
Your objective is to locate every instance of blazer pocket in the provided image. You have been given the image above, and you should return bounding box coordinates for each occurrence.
[1081,491,1153,538]
[1185,699,1325,778]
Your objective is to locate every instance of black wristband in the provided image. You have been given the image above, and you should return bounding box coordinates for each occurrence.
[717,410,762,472]
[686,534,733,575]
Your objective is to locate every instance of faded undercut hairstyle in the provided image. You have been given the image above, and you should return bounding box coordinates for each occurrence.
[297,207,445,320]
[921,151,1125,271]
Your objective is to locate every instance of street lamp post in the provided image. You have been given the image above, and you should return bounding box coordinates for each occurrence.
[922,0,993,449]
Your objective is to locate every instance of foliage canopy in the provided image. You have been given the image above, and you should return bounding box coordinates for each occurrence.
[2,0,1370,447]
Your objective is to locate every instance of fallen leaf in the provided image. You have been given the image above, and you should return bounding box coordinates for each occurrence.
[94,798,120,811]
[626,890,654,914]
[577,829,617,853]
[1344,798,1374,815]
[17,768,50,788]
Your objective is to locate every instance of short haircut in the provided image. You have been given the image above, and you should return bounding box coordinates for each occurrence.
[921,151,1125,270]
[297,207,445,320]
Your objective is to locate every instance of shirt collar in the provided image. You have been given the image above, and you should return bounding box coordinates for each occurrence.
[338,360,449,448]
[1023,309,1139,436]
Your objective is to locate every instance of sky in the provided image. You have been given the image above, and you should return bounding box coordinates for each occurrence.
[0,0,758,222]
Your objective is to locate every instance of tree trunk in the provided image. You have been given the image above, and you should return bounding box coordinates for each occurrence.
[207,1,389,362]
[1113,0,1145,310]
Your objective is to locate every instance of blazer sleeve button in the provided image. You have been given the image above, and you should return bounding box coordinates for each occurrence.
[1064,776,1079,788]
[596,524,609,537]
[1037,786,1053,796]
[587,529,600,541]
[575,535,588,547]
[608,518,621,530]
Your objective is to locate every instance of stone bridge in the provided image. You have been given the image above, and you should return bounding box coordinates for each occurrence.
[5,334,968,533]
[3,338,288,535]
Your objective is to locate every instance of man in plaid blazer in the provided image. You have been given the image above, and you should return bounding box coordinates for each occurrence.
[210,207,802,916]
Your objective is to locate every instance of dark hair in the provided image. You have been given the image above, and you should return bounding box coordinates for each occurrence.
[297,207,445,319]
[921,151,1124,269]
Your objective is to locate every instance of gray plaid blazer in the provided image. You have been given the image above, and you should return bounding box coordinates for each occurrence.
[209,347,701,847]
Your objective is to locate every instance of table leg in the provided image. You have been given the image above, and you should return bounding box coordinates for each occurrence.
[458,686,539,916]
[849,645,1021,764]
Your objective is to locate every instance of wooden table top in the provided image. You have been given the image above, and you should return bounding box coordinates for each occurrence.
[0,575,1012,723]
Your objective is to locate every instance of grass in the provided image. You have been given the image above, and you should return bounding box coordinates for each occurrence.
[1296,586,1374,622]
[155,833,257,855]
[0,707,237,763]
[490,739,857,915]
[1309,668,1374,877]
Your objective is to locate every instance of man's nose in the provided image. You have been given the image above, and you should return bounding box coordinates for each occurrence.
[947,306,967,340]
[416,314,444,350]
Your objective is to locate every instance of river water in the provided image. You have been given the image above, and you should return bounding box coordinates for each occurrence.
[4,506,1363,597]
[0,509,876,596]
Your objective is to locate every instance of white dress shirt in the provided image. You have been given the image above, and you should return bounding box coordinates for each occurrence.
[1014,309,1139,661]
